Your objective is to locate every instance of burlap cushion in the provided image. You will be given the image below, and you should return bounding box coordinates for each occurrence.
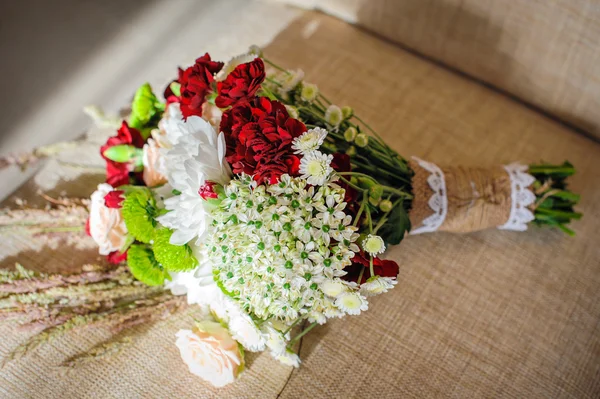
[276,0,600,140]
[1,12,599,398]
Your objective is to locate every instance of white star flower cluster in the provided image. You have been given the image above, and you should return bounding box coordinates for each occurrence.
[206,174,368,326]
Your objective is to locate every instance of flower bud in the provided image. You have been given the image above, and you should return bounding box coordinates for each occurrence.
[103,144,143,163]
[346,145,357,157]
[341,106,353,119]
[355,133,369,148]
[300,83,318,103]
[343,127,357,142]
[369,196,381,206]
[369,185,383,200]
[285,105,299,119]
[379,199,393,212]
[325,105,343,127]
[248,44,263,57]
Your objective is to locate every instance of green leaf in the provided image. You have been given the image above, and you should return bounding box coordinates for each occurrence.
[169,81,181,97]
[377,205,411,245]
[153,228,198,272]
[121,189,157,243]
[127,244,169,286]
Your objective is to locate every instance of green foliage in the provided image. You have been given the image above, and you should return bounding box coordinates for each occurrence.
[121,188,158,243]
[127,245,169,286]
[129,83,165,136]
[153,228,198,272]
[377,204,411,246]
[529,161,582,235]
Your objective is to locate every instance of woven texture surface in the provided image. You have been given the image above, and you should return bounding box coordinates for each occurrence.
[277,0,600,139]
[1,11,600,398]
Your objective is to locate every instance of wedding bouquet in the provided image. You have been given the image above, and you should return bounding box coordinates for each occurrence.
[2,47,580,388]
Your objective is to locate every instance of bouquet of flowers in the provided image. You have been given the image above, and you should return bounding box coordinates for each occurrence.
[1,47,580,388]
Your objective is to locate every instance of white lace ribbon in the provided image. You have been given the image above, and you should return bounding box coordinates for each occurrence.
[410,157,447,235]
[498,163,536,231]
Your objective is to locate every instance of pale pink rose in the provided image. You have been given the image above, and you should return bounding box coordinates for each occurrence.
[142,138,168,187]
[88,184,128,255]
[175,321,243,387]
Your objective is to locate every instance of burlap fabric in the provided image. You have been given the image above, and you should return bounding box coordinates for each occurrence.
[1,12,599,398]
[409,162,513,233]
[276,0,600,139]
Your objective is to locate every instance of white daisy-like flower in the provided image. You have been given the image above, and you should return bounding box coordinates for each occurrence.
[300,83,319,103]
[275,350,301,368]
[360,276,397,297]
[227,308,266,352]
[299,151,333,186]
[324,105,343,128]
[279,69,304,92]
[216,53,258,82]
[291,127,328,155]
[157,116,231,245]
[158,102,185,147]
[334,292,368,315]
[362,234,386,256]
[320,281,347,298]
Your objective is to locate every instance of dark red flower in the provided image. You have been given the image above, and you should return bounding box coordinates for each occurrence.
[331,153,358,204]
[107,250,128,264]
[178,53,223,119]
[220,97,306,184]
[100,121,145,187]
[215,58,265,109]
[104,190,125,208]
[198,181,218,200]
[343,251,399,284]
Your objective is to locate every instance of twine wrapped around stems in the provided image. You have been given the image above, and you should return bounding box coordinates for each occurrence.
[409,161,514,233]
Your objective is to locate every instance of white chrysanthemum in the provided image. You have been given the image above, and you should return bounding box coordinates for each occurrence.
[158,102,185,147]
[300,83,318,103]
[325,105,343,128]
[360,276,397,297]
[291,127,328,155]
[320,281,347,297]
[299,151,333,186]
[362,234,386,256]
[157,116,231,245]
[216,53,258,82]
[227,307,266,352]
[279,69,304,92]
[335,292,368,315]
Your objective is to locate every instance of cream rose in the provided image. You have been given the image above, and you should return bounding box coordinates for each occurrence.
[142,138,168,187]
[88,183,128,255]
[175,321,244,387]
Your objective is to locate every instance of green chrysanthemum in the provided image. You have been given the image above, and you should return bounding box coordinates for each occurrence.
[153,228,198,272]
[127,244,169,286]
[121,189,157,244]
[129,83,165,135]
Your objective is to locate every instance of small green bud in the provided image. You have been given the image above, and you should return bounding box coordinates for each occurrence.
[369,185,384,201]
[346,145,357,157]
[369,196,381,206]
[343,127,357,142]
[379,199,393,212]
[355,133,369,147]
[300,83,318,103]
[102,144,142,163]
[341,106,353,119]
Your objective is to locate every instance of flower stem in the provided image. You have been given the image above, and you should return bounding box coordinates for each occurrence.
[288,322,317,348]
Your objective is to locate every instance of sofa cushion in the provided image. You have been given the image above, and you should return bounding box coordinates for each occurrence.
[275,0,600,140]
[1,11,599,399]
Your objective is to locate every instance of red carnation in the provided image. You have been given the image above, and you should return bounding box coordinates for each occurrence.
[220,97,306,184]
[104,190,125,208]
[343,251,399,284]
[100,122,145,187]
[198,181,218,200]
[216,58,265,108]
[107,250,128,264]
[178,53,223,119]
